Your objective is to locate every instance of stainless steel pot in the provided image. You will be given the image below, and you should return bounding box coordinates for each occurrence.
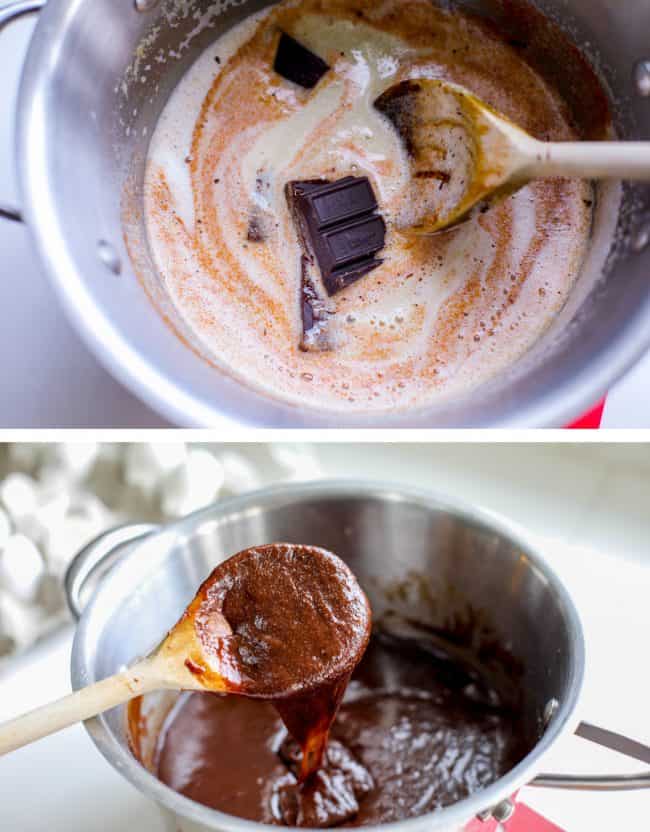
[64,481,650,831]
[1,0,650,426]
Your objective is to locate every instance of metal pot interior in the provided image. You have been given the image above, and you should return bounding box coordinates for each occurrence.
[19,0,650,426]
[71,483,584,828]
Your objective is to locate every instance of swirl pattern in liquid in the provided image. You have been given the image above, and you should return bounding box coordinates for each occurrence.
[144,0,592,412]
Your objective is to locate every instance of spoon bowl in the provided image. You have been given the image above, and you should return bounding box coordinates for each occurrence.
[0,542,371,760]
[375,77,650,234]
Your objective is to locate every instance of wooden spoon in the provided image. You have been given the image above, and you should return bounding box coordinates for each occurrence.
[0,543,371,761]
[374,78,650,234]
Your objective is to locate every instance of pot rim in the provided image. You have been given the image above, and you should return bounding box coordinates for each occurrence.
[14,0,650,427]
[70,479,586,831]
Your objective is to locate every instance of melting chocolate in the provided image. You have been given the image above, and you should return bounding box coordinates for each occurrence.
[300,257,332,352]
[374,80,422,157]
[247,174,271,242]
[247,215,265,242]
[274,32,330,88]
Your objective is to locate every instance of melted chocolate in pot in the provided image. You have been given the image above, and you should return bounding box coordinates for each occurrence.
[155,632,529,827]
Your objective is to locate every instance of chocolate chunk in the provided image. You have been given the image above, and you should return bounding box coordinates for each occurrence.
[307,177,378,227]
[317,215,385,277]
[285,179,332,352]
[300,256,332,352]
[286,177,385,296]
[247,174,271,242]
[286,182,334,350]
[274,32,329,89]
[374,80,422,157]
[322,256,383,295]
[247,216,264,242]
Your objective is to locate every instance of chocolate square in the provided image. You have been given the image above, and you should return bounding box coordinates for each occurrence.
[286,176,385,296]
[274,32,330,89]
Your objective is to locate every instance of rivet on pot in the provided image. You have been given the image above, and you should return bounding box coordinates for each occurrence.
[477,799,516,824]
[634,60,650,97]
[492,799,515,823]
[97,240,122,275]
[134,0,159,12]
[543,697,560,728]
[631,226,650,254]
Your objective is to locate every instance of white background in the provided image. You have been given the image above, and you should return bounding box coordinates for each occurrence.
[0,443,648,830]
[2,18,650,428]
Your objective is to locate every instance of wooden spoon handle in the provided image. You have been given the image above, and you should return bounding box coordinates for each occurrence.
[525,141,650,181]
[0,662,160,756]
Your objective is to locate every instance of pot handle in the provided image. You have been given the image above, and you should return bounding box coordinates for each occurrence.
[0,0,46,222]
[529,720,650,791]
[476,726,650,824]
[64,522,159,620]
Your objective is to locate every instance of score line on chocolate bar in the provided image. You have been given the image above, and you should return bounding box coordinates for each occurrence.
[286,177,386,296]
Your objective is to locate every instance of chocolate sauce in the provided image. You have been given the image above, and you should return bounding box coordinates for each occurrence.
[155,629,528,827]
[179,543,372,780]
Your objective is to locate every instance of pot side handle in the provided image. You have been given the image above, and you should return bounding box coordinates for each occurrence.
[0,0,46,222]
[531,721,650,790]
[64,522,159,620]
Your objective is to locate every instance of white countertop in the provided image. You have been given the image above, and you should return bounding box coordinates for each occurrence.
[0,444,648,830]
[2,17,650,428]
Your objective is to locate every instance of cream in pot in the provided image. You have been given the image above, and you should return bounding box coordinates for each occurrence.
[144,0,596,413]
